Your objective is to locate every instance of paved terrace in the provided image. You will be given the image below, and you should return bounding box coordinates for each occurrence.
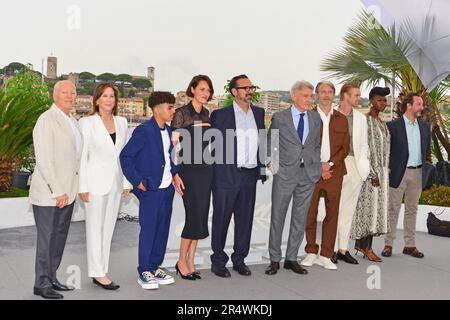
[0,220,449,300]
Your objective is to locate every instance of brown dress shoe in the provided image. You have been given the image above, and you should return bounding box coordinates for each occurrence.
[364,249,383,262]
[381,245,392,257]
[403,247,424,258]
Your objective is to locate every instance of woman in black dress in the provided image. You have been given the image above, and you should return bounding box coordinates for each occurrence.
[171,75,214,280]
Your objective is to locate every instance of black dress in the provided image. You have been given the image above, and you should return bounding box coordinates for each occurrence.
[171,101,213,240]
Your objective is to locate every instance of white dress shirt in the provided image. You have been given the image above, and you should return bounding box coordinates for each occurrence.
[317,106,333,162]
[159,128,173,188]
[53,104,82,153]
[233,101,258,169]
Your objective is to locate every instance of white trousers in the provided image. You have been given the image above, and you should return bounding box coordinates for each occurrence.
[335,156,364,251]
[85,180,122,278]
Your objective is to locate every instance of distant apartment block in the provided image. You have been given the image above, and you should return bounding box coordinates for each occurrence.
[259,91,282,114]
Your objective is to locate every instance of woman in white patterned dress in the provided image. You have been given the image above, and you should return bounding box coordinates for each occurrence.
[351,87,391,262]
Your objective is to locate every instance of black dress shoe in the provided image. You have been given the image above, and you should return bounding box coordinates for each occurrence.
[33,287,63,299]
[175,263,196,280]
[265,261,280,275]
[92,278,120,290]
[192,271,202,279]
[52,280,74,291]
[283,260,308,275]
[233,264,251,276]
[211,265,231,278]
[337,251,359,264]
[331,252,338,264]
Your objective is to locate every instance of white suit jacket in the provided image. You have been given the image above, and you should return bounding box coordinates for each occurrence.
[351,108,370,181]
[29,105,83,206]
[79,114,132,195]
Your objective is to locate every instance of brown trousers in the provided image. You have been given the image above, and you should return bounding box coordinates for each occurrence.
[305,175,343,258]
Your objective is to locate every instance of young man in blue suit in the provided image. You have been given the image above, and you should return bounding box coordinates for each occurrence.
[120,91,179,290]
[210,74,266,278]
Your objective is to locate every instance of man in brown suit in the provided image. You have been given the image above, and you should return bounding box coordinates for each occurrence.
[301,81,350,270]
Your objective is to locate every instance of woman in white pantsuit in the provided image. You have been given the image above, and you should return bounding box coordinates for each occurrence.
[79,83,132,290]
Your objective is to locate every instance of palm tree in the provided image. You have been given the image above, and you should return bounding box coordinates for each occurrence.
[0,67,51,192]
[321,10,449,161]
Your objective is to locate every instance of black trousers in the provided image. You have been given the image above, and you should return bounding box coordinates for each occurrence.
[210,168,257,267]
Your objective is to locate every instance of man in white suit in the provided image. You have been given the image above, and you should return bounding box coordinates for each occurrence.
[78,83,132,290]
[332,82,370,265]
[29,80,82,299]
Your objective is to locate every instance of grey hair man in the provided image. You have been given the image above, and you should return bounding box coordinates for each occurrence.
[29,80,83,299]
[265,80,322,276]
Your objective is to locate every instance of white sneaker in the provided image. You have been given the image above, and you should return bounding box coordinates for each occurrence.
[300,253,317,267]
[138,271,159,289]
[315,256,338,270]
[153,268,175,285]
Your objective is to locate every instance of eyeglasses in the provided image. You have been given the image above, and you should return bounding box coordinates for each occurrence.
[234,86,257,91]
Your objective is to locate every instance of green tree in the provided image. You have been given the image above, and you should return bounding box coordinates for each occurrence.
[321,10,450,161]
[78,81,97,95]
[0,66,51,192]
[132,78,151,90]
[79,71,96,82]
[116,74,132,83]
[2,62,26,76]
[97,72,116,83]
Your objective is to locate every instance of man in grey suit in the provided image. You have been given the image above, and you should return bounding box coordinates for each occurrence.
[265,81,322,275]
[29,80,82,299]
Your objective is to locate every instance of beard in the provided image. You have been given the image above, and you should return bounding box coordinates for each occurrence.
[243,94,252,103]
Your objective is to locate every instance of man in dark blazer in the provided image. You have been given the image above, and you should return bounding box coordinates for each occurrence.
[120,92,179,290]
[210,74,266,278]
[382,92,431,259]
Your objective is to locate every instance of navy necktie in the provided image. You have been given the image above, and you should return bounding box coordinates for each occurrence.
[297,113,305,143]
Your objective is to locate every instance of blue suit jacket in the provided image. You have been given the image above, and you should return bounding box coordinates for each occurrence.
[120,117,179,196]
[387,117,431,188]
[210,104,266,188]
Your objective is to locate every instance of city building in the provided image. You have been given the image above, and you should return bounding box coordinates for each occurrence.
[258,91,282,113]
[46,56,57,79]
[118,97,145,117]
[73,95,93,119]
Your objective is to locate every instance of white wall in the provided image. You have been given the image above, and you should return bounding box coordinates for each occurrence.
[1,179,448,251]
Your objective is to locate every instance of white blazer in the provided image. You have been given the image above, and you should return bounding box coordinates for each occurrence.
[79,114,132,195]
[29,105,83,206]
[351,108,370,181]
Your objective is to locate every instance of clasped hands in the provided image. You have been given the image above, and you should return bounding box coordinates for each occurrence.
[321,162,333,180]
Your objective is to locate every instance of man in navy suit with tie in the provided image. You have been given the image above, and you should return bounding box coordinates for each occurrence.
[120,92,179,290]
[210,74,266,278]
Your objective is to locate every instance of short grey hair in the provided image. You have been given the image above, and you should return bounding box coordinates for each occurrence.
[290,80,314,96]
[53,80,76,98]
[315,81,336,94]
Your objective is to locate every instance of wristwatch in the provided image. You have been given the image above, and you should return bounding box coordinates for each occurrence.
[328,161,335,168]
